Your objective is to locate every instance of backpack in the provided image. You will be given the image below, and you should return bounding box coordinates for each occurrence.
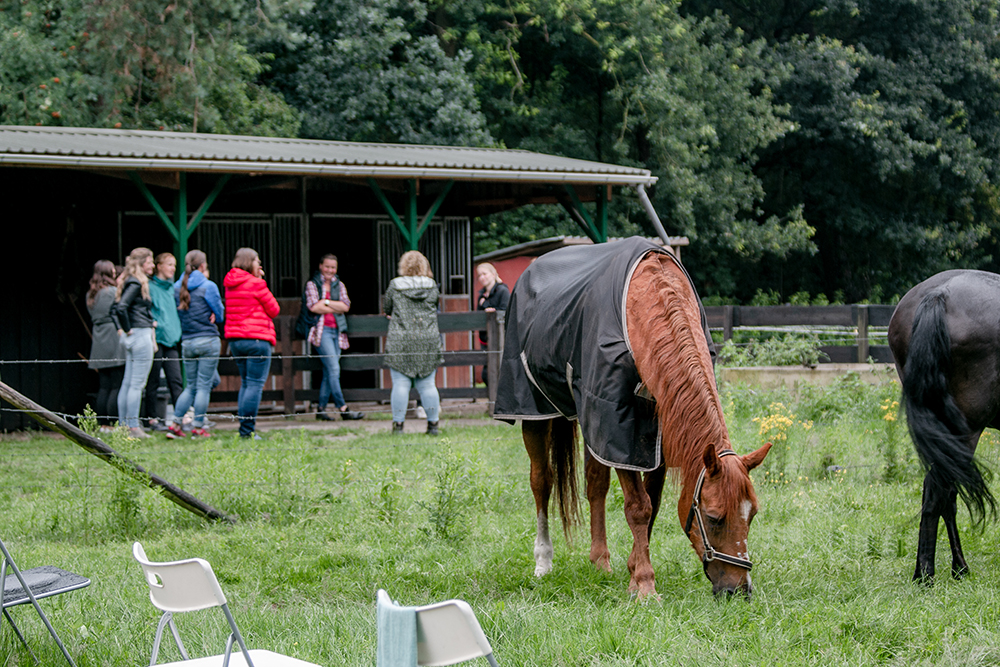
[294,277,323,340]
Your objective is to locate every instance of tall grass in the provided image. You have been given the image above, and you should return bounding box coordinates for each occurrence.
[4,375,1000,666]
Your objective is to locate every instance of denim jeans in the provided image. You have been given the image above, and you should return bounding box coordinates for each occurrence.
[171,336,221,428]
[316,327,346,410]
[228,338,272,437]
[118,328,155,429]
[390,369,440,423]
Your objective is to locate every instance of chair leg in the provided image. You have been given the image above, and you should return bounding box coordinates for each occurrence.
[0,545,79,667]
[4,608,41,665]
[151,612,190,666]
[220,604,255,667]
[486,652,499,667]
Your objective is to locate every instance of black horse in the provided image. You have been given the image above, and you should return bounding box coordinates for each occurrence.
[888,269,1000,582]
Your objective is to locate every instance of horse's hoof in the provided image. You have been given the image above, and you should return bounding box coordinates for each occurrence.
[952,565,969,580]
[591,554,612,573]
[912,571,935,587]
[534,563,552,577]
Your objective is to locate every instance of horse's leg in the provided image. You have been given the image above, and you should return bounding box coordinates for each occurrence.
[523,419,555,577]
[914,473,941,583]
[617,469,657,598]
[943,487,969,579]
[643,466,667,541]
[584,448,612,572]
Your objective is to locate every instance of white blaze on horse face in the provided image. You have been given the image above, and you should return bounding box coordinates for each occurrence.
[534,510,553,577]
[740,500,752,522]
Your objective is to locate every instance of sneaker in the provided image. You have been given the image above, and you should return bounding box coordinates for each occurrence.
[339,408,365,420]
[392,421,405,435]
[128,427,151,440]
[164,424,186,439]
[202,419,216,429]
[189,427,211,438]
[426,421,440,436]
[316,411,335,421]
[240,432,264,441]
[148,419,168,432]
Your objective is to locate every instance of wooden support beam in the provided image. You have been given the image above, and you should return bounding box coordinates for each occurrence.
[0,380,234,524]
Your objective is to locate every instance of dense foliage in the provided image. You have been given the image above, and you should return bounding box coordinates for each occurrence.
[4,0,1000,301]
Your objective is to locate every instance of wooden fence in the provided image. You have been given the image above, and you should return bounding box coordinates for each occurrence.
[705,304,897,364]
[212,311,502,414]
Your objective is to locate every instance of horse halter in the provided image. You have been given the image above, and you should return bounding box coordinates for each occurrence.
[683,450,754,571]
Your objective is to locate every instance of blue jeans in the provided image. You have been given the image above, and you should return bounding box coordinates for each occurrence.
[118,328,155,429]
[390,369,440,423]
[316,327,346,410]
[172,337,221,428]
[228,338,272,437]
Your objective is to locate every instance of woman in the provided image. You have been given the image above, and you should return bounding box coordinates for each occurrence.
[111,247,157,439]
[165,250,224,439]
[305,253,363,421]
[475,262,510,384]
[224,247,280,439]
[384,250,443,435]
[142,253,183,430]
[86,260,126,430]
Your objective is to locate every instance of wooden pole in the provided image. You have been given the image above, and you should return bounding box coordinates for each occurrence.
[0,380,235,524]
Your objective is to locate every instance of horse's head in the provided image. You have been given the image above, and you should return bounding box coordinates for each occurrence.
[679,441,771,599]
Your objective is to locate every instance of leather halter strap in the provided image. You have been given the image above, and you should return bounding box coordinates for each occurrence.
[683,449,754,571]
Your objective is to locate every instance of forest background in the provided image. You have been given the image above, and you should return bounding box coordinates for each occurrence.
[3,0,1000,304]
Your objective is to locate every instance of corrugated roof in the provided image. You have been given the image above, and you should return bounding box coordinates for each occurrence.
[0,126,656,185]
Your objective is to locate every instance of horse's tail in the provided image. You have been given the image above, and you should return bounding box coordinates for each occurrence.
[903,290,995,525]
[549,418,581,537]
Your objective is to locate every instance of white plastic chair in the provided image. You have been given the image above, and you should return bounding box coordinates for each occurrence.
[376,590,498,667]
[132,542,321,667]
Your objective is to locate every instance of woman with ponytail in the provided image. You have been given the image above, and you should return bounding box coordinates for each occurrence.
[142,253,183,430]
[86,260,126,429]
[111,247,156,439]
[165,249,224,439]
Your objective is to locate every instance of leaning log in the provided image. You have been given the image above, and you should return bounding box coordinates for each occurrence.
[0,379,234,524]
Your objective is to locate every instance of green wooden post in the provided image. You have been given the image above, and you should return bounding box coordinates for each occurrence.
[596,185,608,243]
[563,185,604,242]
[175,172,189,260]
[368,178,453,250]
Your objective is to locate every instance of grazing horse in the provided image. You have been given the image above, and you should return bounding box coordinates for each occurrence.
[494,238,771,598]
[888,269,999,582]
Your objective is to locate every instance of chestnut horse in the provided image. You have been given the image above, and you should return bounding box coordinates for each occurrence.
[888,269,999,582]
[502,246,770,598]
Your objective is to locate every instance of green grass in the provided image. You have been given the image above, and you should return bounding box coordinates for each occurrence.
[5,375,1000,666]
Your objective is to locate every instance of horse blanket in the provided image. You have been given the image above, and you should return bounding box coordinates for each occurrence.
[493,237,714,471]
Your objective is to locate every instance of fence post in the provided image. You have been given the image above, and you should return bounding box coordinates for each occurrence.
[486,310,501,416]
[723,305,734,341]
[855,305,869,363]
[280,316,295,414]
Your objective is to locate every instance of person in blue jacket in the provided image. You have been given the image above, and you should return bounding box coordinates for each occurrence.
[165,249,224,439]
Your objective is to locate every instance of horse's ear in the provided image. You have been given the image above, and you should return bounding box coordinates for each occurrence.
[741,442,773,471]
[703,442,721,475]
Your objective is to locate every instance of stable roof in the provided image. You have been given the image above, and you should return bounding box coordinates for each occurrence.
[0,126,656,186]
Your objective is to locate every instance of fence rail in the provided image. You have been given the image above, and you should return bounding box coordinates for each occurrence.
[211,311,502,414]
[705,304,897,364]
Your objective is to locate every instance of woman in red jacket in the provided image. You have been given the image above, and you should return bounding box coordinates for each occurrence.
[224,247,280,439]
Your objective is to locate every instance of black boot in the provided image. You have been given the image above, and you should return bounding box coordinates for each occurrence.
[392,421,405,434]
[426,421,440,436]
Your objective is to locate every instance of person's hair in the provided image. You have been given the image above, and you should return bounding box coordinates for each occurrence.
[320,253,338,264]
[476,262,502,283]
[232,247,259,272]
[178,249,208,311]
[86,260,117,307]
[398,250,433,278]
[116,247,153,301]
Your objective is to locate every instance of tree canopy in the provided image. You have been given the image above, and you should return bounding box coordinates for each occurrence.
[5,0,1000,302]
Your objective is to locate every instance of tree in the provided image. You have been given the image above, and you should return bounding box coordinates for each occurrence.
[683,0,1000,301]
[0,0,301,135]
[262,0,492,145]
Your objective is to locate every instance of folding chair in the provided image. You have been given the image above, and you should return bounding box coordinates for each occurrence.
[1,536,90,667]
[132,542,321,667]
[376,590,498,667]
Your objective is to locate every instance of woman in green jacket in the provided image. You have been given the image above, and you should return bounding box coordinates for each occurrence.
[142,252,184,430]
[384,251,444,435]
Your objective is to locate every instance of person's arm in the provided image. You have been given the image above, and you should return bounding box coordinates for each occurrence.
[205,281,225,323]
[496,284,510,311]
[383,287,395,316]
[329,282,350,314]
[258,280,281,319]
[305,279,326,314]
[112,283,139,333]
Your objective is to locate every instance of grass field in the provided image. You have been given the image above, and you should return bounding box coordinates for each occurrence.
[5,372,1000,666]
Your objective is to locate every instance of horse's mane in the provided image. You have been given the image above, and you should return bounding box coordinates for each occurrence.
[626,253,754,517]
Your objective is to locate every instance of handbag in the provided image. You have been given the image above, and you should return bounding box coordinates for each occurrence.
[294,278,321,339]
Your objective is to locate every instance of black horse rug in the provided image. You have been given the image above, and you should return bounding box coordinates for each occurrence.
[493,237,714,471]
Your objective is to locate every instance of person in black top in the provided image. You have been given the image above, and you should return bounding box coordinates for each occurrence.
[475,262,510,384]
[111,247,157,439]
